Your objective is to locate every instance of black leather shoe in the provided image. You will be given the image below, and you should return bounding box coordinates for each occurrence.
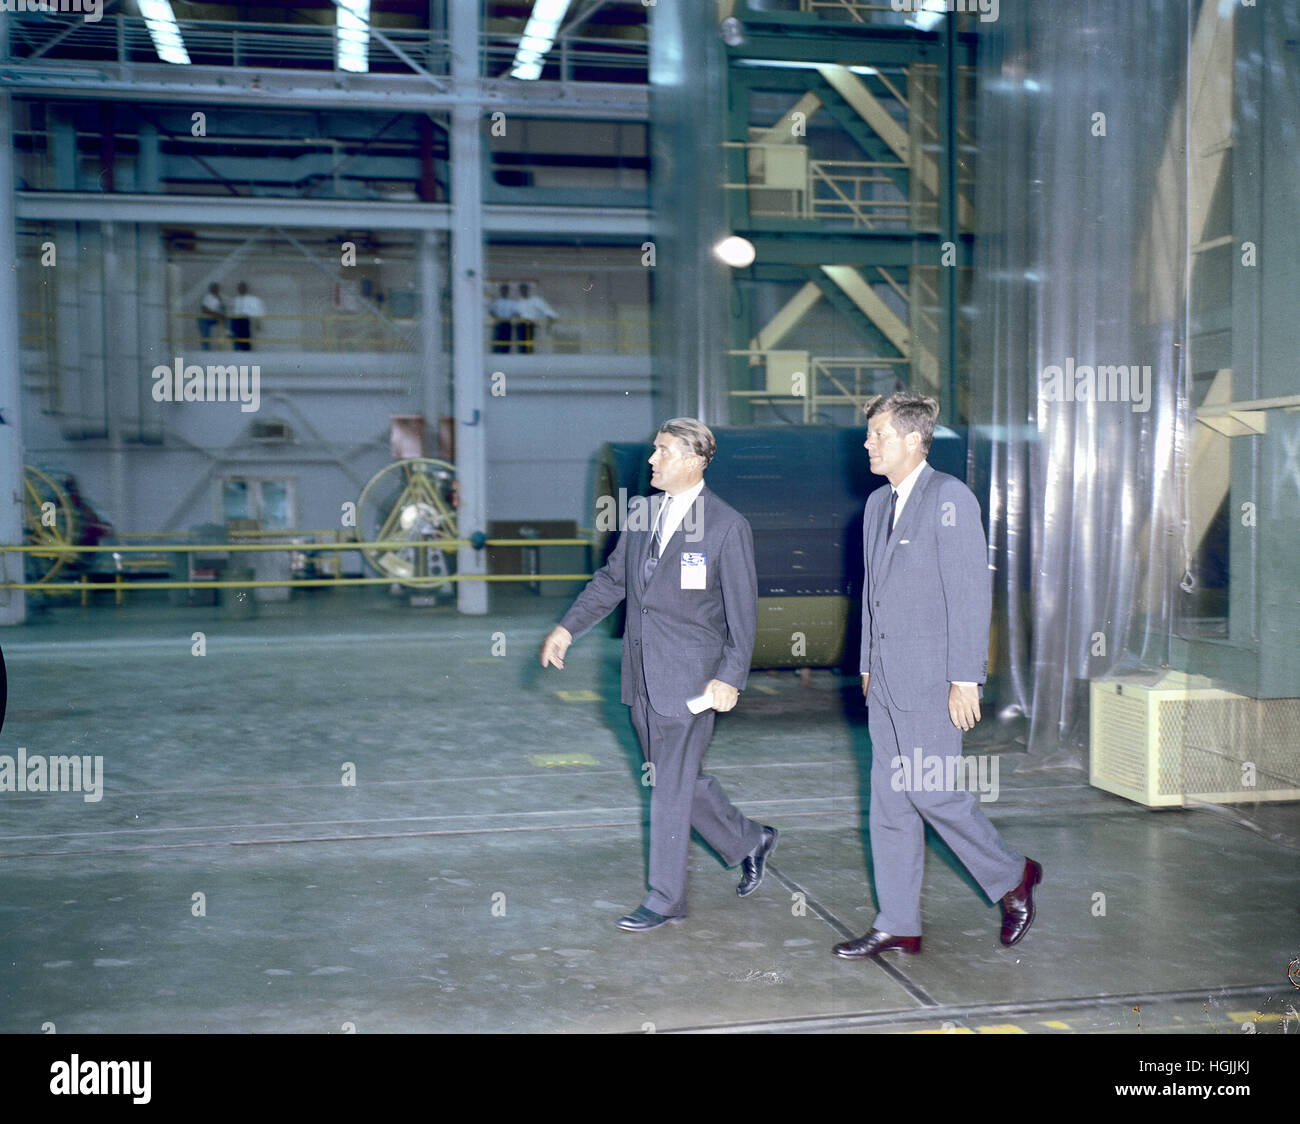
[999,858,1042,946]
[832,929,922,959]
[616,906,684,932]
[737,826,778,897]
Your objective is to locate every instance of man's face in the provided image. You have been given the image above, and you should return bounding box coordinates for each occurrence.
[864,410,918,481]
[649,432,703,495]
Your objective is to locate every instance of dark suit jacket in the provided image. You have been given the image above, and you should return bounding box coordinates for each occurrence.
[560,485,757,718]
[860,462,991,711]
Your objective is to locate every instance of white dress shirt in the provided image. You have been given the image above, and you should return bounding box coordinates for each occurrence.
[655,479,704,551]
[232,293,264,318]
[516,293,557,321]
[888,458,927,527]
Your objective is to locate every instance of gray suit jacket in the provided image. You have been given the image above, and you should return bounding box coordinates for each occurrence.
[860,462,991,711]
[560,485,757,718]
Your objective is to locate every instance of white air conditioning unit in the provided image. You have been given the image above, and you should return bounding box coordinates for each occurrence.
[1090,671,1300,807]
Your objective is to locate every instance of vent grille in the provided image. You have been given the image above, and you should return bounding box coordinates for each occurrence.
[1091,676,1300,807]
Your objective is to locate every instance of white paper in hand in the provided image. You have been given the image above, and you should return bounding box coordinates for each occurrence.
[687,691,715,714]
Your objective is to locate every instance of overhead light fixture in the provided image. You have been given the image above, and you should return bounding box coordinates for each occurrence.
[336,0,371,74]
[510,0,572,81]
[907,1,949,32]
[733,59,877,76]
[136,0,190,66]
[713,236,756,269]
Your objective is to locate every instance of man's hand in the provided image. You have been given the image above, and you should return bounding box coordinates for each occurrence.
[861,673,870,700]
[706,679,740,712]
[539,625,573,669]
[948,682,981,731]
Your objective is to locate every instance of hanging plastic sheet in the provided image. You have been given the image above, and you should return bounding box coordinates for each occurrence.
[968,0,1199,764]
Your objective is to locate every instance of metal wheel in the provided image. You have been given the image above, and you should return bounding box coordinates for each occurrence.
[355,458,458,593]
[23,466,78,585]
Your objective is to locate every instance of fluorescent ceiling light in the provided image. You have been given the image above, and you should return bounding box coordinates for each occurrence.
[336,0,371,74]
[907,2,948,32]
[733,60,877,76]
[137,0,190,66]
[510,0,572,81]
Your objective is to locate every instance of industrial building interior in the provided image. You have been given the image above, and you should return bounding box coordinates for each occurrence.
[0,0,1297,1048]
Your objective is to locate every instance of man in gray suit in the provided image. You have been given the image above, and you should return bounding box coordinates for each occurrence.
[540,418,778,931]
[834,393,1041,959]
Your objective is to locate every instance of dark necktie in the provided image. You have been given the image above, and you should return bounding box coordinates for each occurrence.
[644,498,670,583]
[651,498,669,559]
[886,489,898,540]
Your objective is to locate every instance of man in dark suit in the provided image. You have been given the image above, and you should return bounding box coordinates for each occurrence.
[540,418,778,931]
[834,393,1041,960]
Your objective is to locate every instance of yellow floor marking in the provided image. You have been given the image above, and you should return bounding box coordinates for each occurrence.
[912,1026,974,1034]
[1039,1020,1071,1029]
[1228,1010,1286,1025]
[555,690,602,702]
[976,1024,1027,1034]
[528,753,600,767]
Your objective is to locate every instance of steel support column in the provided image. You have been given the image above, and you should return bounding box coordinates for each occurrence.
[0,91,26,623]
[418,229,444,446]
[449,0,486,614]
[101,220,129,528]
[939,12,958,426]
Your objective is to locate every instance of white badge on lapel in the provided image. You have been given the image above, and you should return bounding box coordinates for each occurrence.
[680,551,706,590]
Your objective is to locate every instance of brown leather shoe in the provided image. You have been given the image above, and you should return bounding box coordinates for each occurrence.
[833,929,922,959]
[999,858,1042,946]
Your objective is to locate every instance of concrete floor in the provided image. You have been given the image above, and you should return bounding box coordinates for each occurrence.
[1,587,1296,1035]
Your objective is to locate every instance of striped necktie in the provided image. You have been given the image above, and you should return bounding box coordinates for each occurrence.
[651,497,670,559]
[644,497,670,584]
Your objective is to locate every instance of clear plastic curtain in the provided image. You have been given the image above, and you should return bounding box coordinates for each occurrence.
[969,1,1195,762]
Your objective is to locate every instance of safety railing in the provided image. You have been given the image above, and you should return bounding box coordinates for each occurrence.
[728,349,907,423]
[2,13,647,84]
[3,13,452,74]
[168,312,415,355]
[725,143,912,230]
[800,0,898,23]
[0,537,594,596]
[798,0,993,27]
[18,310,653,357]
[806,159,910,228]
[809,356,907,416]
[480,30,648,84]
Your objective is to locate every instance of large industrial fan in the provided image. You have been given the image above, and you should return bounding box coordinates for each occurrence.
[354,457,458,598]
[22,465,79,585]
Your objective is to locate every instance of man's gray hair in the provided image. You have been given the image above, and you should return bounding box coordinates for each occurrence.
[863,392,940,454]
[658,417,716,466]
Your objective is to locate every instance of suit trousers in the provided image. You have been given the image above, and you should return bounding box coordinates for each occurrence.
[867,686,1024,936]
[629,693,763,917]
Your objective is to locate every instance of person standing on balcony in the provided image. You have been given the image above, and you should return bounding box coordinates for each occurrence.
[488,283,518,354]
[230,282,265,351]
[198,283,226,350]
[514,282,557,354]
